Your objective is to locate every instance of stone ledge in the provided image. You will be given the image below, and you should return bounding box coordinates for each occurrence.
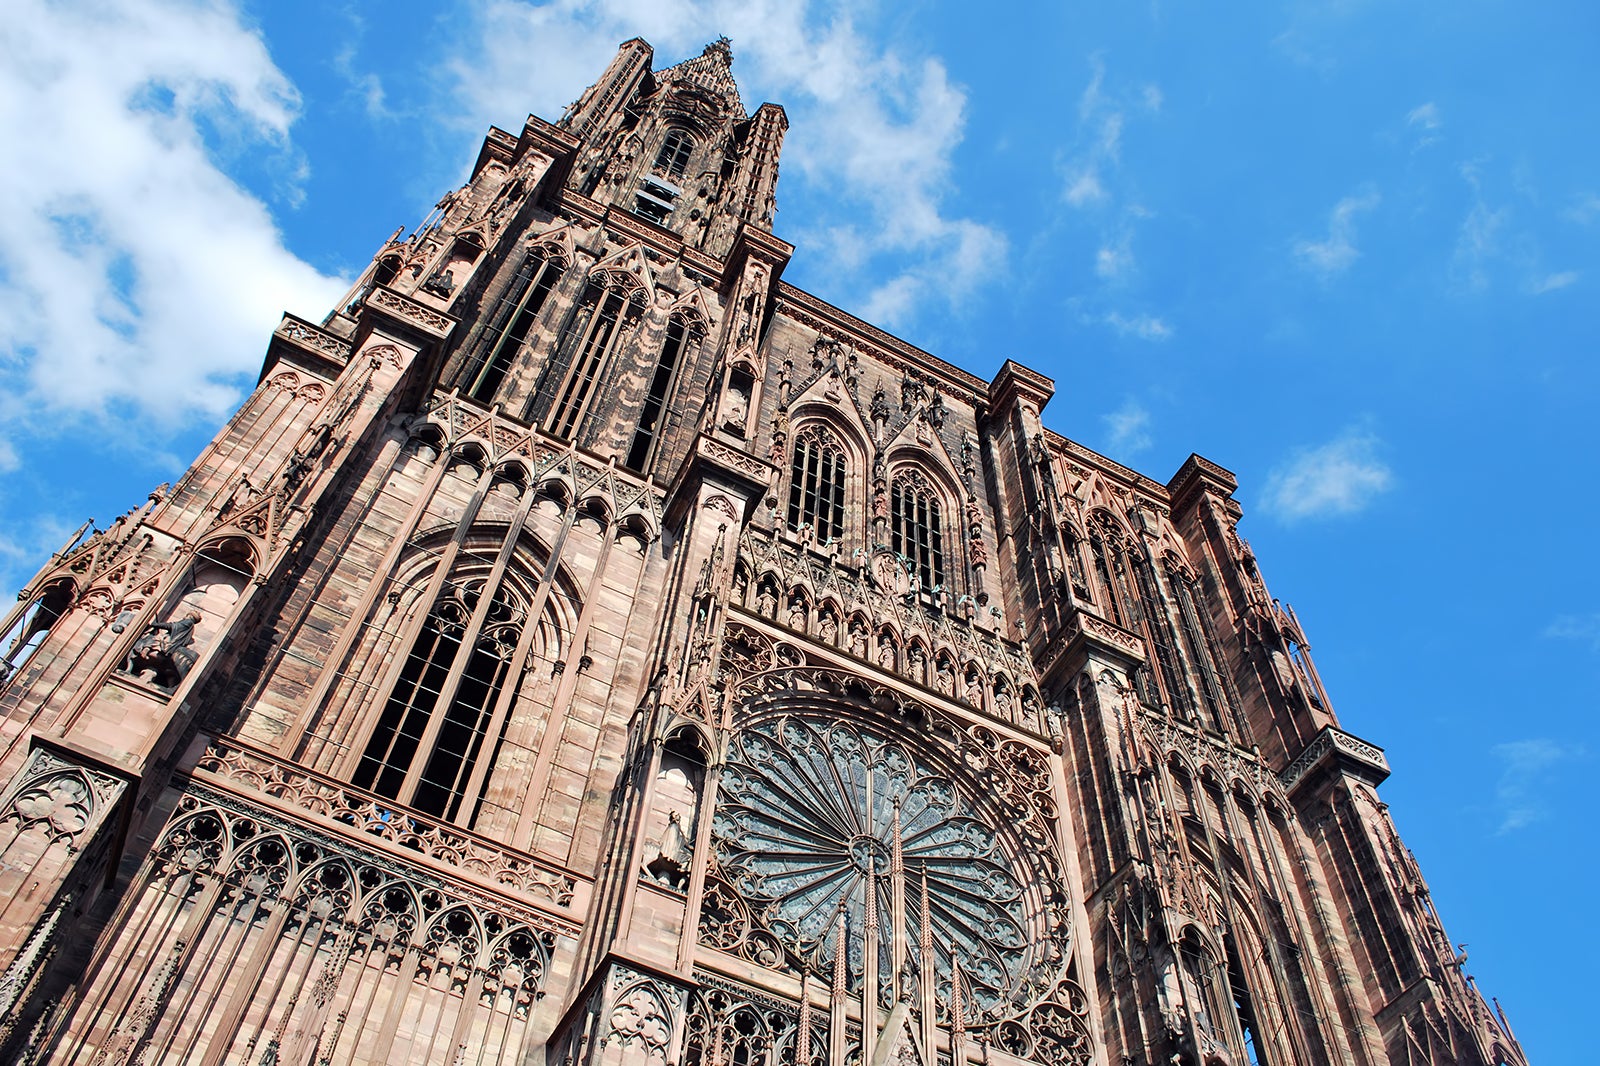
[1279,724,1390,795]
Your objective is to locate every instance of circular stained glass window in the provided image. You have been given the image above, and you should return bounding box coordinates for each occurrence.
[713,715,1037,1014]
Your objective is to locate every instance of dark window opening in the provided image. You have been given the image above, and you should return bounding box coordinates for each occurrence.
[353,578,526,825]
[546,287,629,439]
[654,129,695,180]
[891,471,945,589]
[458,251,563,403]
[1227,936,1267,1066]
[626,317,695,471]
[787,428,846,543]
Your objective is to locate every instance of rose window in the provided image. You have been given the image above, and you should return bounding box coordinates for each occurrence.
[713,715,1039,1015]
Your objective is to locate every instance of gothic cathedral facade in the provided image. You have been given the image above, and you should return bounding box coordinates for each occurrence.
[0,38,1527,1066]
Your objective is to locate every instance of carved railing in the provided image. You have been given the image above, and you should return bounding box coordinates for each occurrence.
[734,530,1043,723]
[193,736,577,907]
[273,314,352,360]
[365,285,456,337]
[1278,725,1390,794]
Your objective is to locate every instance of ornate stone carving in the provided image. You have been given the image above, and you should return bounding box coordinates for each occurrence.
[1278,726,1390,793]
[0,748,125,850]
[274,315,353,360]
[366,286,456,337]
[194,738,577,907]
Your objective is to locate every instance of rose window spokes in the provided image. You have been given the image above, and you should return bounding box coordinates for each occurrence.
[713,716,1031,1015]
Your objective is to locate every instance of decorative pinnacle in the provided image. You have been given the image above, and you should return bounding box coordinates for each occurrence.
[704,36,733,67]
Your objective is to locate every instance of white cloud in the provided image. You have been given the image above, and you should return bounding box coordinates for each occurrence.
[1405,101,1441,150]
[1102,399,1152,455]
[1293,188,1381,278]
[1530,270,1579,294]
[1096,242,1134,280]
[1544,614,1600,651]
[1103,311,1171,341]
[0,0,346,432]
[1565,194,1600,225]
[1490,739,1577,835]
[446,1,1005,329]
[1407,101,1441,130]
[1065,169,1107,208]
[1259,427,1393,522]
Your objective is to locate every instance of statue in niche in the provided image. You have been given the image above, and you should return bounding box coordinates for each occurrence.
[645,810,692,890]
[877,633,896,670]
[870,386,890,440]
[721,381,749,433]
[964,671,983,708]
[936,658,956,696]
[122,610,203,692]
[787,598,807,632]
[756,585,778,619]
[818,610,838,645]
[1021,689,1042,729]
[994,686,1014,720]
[422,266,456,298]
[849,621,869,659]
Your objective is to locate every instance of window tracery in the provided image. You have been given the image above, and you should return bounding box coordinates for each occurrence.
[354,559,559,826]
[713,715,1032,1015]
[787,426,847,543]
[890,469,945,589]
[536,276,645,438]
[654,129,696,181]
[458,248,565,403]
[627,313,703,471]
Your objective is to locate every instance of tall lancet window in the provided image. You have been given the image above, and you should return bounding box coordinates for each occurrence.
[787,425,846,542]
[891,469,945,589]
[542,279,641,439]
[625,314,701,471]
[354,573,529,822]
[457,248,564,403]
[1226,934,1269,1066]
[654,128,695,180]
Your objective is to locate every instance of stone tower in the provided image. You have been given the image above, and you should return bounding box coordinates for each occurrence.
[0,38,1527,1066]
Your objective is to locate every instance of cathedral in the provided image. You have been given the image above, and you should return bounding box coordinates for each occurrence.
[0,37,1528,1066]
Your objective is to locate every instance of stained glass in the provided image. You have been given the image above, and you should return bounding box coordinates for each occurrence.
[713,715,1031,1014]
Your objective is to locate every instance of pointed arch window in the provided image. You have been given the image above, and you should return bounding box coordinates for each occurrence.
[539,279,642,439]
[1226,934,1269,1066]
[787,426,846,542]
[654,128,695,181]
[626,314,702,471]
[354,574,530,823]
[0,580,72,688]
[891,469,945,589]
[457,248,564,403]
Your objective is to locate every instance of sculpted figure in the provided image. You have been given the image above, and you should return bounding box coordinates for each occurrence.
[123,610,203,691]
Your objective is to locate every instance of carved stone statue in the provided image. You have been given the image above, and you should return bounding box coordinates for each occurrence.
[123,611,203,691]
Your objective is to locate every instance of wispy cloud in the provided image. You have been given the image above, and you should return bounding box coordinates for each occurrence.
[1103,311,1172,341]
[1056,55,1166,334]
[0,0,346,436]
[1529,270,1579,294]
[1564,194,1600,225]
[1259,427,1393,522]
[446,1,1004,330]
[1490,739,1578,835]
[1544,614,1600,651]
[1294,188,1381,279]
[1406,101,1442,149]
[1102,399,1152,455]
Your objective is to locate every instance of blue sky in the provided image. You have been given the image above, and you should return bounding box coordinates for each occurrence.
[1,1,1592,1058]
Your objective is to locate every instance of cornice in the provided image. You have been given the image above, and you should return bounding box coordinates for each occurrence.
[1046,430,1173,504]
[773,283,989,406]
[1279,725,1391,797]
